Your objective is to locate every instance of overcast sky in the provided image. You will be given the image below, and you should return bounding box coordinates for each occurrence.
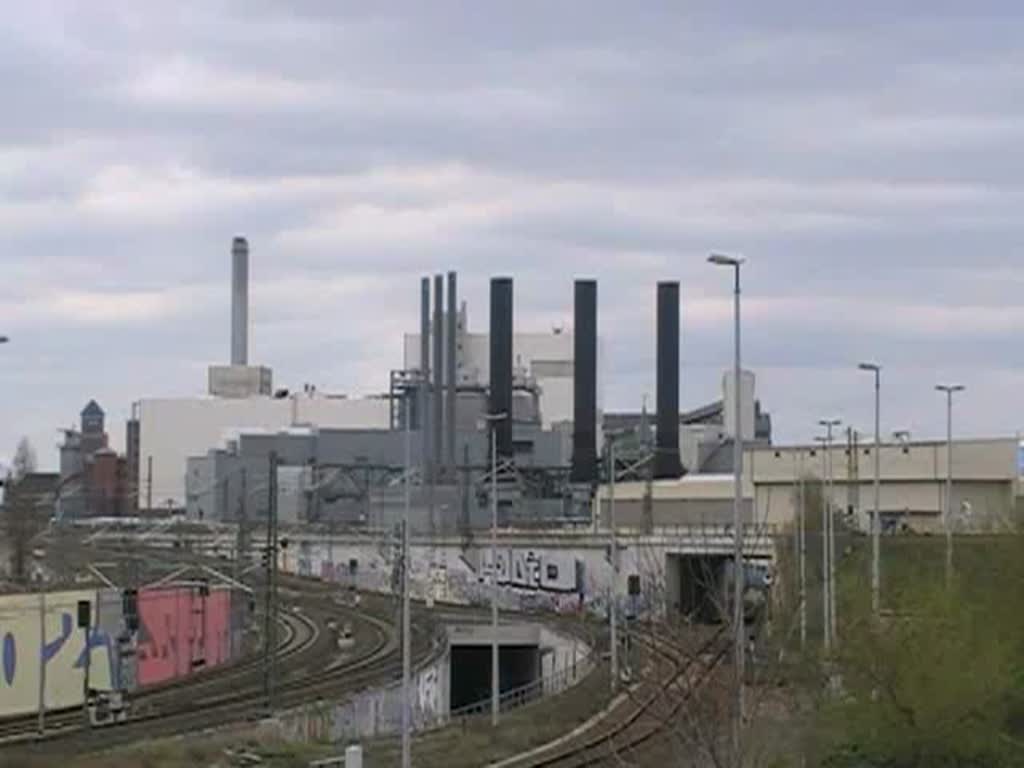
[2,2,1023,470]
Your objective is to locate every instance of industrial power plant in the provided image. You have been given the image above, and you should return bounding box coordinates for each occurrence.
[8,237,1023,766]
[67,237,770,534]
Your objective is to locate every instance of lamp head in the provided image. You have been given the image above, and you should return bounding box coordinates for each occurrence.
[708,253,743,267]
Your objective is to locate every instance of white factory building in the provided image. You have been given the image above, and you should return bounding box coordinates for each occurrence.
[136,393,390,510]
[403,302,577,430]
[133,237,395,510]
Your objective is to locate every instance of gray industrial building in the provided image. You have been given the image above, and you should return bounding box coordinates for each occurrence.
[186,420,571,532]
[183,266,776,533]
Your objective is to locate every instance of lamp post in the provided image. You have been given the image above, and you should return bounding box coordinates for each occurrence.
[936,385,964,588]
[484,411,508,727]
[796,449,807,652]
[814,435,831,652]
[401,398,412,768]
[708,252,745,765]
[819,418,841,647]
[858,363,882,615]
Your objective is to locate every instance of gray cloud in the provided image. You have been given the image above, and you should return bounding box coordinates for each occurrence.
[2,1,1023,468]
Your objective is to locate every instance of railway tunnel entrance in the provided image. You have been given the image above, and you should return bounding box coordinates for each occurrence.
[665,553,728,623]
[447,624,541,712]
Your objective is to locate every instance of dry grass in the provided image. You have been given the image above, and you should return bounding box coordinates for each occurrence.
[4,726,334,768]
[365,665,612,768]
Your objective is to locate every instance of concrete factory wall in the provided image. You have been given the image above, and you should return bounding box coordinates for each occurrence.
[0,589,120,718]
[136,586,235,687]
[139,395,390,509]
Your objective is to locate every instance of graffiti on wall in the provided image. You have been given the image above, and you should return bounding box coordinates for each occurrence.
[0,590,118,717]
[473,549,582,593]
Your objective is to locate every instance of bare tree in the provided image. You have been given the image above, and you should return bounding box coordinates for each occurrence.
[12,436,37,480]
[615,499,821,768]
[3,437,43,584]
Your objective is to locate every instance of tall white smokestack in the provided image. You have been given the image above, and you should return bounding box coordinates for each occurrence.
[231,236,249,366]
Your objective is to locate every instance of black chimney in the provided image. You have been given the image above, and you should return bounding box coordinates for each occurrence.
[654,281,682,478]
[571,280,597,483]
[489,277,514,458]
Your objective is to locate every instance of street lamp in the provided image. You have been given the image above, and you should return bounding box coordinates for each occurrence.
[0,336,8,344]
[794,449,807,652]
[936,385,964,588]
[814,435,831,652]
[401,398,412,768]
[708,251,745,765]
[483,411,508,728]
[819,418,841,648]
[858,362,882,615]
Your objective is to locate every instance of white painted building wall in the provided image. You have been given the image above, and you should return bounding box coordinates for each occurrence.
[138,394,390,508]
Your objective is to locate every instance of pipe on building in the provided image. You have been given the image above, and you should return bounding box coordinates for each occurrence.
[446,271,458,477]
[420,277,431,479]
[654,281,682,478]
[489,277,514,458]
[433,274,444,480]
[571,279,598,483]
[231,237,249,366]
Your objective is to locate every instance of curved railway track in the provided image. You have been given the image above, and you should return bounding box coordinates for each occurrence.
[506,624,730,768]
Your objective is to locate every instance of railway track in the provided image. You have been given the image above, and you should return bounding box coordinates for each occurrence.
[503,624,730,768]
[0,606,311,742]
[0,544,443,757]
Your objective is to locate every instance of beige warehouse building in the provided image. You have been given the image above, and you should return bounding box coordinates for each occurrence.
[749,437,1022,534]
[595,438,1023,536]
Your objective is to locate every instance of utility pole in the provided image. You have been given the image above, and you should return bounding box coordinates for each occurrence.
[263,452,278,713]
[401,403,412,768]
[859,362,882,616]
[798,451,807,652]
[819,419,841,648]
[485,411,507,728]
[936,384,964,588]
[815,435,831,653]
[608,436,620,694]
